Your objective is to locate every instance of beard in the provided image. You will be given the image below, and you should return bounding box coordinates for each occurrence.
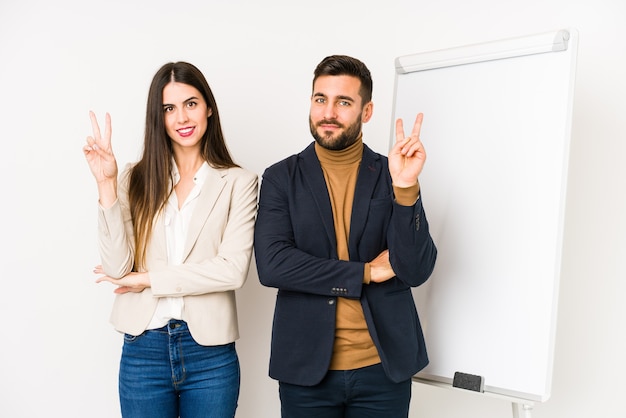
[309,115,362,151]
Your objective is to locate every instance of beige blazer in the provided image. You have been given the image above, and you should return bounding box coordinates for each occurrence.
[98,163,258,346]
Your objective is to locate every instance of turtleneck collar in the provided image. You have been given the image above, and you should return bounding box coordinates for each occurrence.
[314,133,364,165]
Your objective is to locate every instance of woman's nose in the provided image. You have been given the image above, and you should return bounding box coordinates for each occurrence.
[177,109,189,123]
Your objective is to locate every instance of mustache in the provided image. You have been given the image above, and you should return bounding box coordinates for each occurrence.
[317,119,343,128]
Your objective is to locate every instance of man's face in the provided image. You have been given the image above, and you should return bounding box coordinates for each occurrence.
[309,75,372,150]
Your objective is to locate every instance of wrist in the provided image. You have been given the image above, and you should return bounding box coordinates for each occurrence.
[97,179,118,209]
[393,183,420,206]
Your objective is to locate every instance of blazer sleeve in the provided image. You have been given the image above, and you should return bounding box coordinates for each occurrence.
[254,161,365,299]
[97,164,135,279]
[387,193,438,288]
[150,168,258,296]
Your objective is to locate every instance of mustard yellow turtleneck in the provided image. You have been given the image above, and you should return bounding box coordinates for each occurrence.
[315,135,381,370]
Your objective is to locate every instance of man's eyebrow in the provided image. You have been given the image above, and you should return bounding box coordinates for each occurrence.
[312,92,354,102]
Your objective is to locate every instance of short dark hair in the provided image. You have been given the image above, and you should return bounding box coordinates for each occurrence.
[313,55,373,104]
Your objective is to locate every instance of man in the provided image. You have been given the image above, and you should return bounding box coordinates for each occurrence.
[254,55,437,417]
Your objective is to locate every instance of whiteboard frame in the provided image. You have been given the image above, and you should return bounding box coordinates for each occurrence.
[391,28,579,403]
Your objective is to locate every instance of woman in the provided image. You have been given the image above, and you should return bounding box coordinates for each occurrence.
[83,62,258,417]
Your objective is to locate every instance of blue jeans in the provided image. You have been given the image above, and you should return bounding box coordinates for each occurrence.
[279,363,411,418]
[119,319,240,418]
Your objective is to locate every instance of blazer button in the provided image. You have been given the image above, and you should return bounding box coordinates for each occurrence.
[328,299,335,305]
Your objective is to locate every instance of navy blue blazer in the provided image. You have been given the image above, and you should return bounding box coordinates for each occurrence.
[254,142,437,386]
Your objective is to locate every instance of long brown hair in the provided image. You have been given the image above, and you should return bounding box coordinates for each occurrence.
[129,62,238,270]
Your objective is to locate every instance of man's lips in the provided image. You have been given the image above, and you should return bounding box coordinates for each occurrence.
[318,121,342,130]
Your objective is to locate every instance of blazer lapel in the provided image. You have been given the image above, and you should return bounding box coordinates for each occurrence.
[300,144,338,252]
[183,167,227,261]
[349,146,382,253]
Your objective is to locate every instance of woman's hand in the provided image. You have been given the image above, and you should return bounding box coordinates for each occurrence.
[94,265,150,294]
[83,112,118,208]
[83,111,117,183]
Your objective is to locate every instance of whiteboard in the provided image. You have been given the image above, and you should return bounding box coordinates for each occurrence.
[391,29,578,402]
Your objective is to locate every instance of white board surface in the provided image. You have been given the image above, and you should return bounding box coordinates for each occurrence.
[391,29,578,402]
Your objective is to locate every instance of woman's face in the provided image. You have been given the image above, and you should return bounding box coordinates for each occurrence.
[162,81,212,152]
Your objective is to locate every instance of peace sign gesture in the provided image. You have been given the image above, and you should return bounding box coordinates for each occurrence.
[83,111,118,207]
[388,113,427,188]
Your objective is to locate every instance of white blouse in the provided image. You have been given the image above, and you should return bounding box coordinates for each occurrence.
[146,161,210,330]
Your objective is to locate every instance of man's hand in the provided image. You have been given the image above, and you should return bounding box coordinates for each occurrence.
[369,250,396,283]
[389,113,427,188]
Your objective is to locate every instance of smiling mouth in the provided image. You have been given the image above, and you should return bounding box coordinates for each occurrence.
[177,127,195,137]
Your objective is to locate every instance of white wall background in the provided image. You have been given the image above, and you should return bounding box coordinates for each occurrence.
[0,0,623,417]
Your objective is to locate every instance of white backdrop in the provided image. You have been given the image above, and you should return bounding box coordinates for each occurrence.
[0,1,624,417]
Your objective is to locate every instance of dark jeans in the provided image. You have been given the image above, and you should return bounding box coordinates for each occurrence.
[279,363,411,418]
[118,319,240,418]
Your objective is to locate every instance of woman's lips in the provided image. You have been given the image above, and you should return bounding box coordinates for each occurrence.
[177,127,195,137]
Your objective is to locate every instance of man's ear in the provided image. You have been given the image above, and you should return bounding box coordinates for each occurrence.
[362,101,373,123]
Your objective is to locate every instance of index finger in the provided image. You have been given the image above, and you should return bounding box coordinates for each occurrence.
[103,112,112,146]
[89,110,102,142]
[410,113,424,137]
[89,111,112,149]
[395,113,424,143]
[395,118,406,143]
